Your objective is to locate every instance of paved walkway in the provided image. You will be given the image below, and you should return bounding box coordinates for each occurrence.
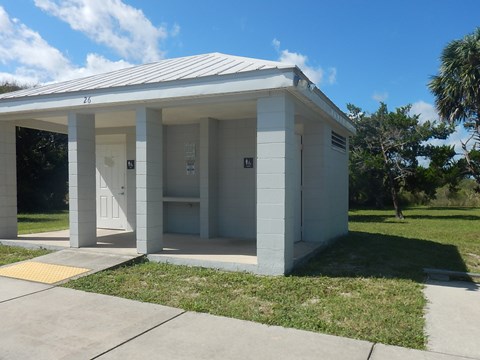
[424,279,480,359]
[0,249,479,359]
[0,275,476,359]
[0,249,141,284]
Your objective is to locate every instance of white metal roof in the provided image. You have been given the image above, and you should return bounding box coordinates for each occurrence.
[0,52,295,100]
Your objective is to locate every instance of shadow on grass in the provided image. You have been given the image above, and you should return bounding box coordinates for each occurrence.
[349,214,396,223]
[406,214,480,221]
[349,212,480,223]
[17,217,62,223]
[295,231,467,283]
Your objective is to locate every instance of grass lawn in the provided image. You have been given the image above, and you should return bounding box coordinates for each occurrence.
[18,211,69,235]
[0,245,51,266]
[64,207,480,350]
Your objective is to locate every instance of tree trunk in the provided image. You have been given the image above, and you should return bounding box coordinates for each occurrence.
[390,183,404,220]
[381,144,405,219]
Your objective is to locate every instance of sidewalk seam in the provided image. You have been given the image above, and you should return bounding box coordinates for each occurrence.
[366,343,376,360]
[90,310,187,359]
[0,286,55,304]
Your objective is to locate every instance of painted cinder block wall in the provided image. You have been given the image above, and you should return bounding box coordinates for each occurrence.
[0,122,17,238]
[164,124,200,234]
[303,118,349,244]
[103,105,349,256]
[217,119,256,239]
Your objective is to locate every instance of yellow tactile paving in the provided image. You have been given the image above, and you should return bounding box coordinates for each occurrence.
[0,261,91,284]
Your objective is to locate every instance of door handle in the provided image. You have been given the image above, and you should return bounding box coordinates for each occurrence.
[119,192,125,195]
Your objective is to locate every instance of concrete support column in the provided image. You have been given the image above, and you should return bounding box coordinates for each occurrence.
[200,118,218,238]
[0,122,17,238]
[68,113,97,247]
[136,107,163,254]
[256,94,295,275]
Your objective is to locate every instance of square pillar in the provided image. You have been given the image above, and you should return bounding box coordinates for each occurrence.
[0,122,17,238]
[200,118,218,238]
[68,113,97,247]
[256,94,295,275]
[136,107,163,254]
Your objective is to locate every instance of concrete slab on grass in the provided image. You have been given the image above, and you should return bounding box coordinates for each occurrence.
[32,249,141,273]
[370,344,476,360]
[0,287,183,360]
[424,280,480,359]
[0,277,52,302]
[96,311,373,360]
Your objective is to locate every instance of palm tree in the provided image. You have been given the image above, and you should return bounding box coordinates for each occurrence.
[429,28,480,185]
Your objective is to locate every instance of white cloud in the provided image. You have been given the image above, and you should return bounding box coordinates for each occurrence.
[0,6,71,84]
[372,91,388,102]
[34,0,173,62]
[55,53,132,82]
[171,23,180,37]
[410,100,474,158]
[272,38,280,52]
[272,38,335,85]
[410,100,439,124]
[327,67,337,84]
[0,6,132,85]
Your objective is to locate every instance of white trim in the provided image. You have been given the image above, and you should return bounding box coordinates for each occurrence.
[0,70,294,116]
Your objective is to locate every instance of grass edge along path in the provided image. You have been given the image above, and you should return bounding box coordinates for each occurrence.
[64,207,480,350]
[18,211,69,235]
[65,261,426,349]
[0,245,51,266]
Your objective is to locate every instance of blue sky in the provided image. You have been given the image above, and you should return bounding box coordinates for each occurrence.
[0,0,478,135]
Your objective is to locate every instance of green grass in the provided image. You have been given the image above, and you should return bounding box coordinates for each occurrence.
[347,207,480,274]
[0,245,51,266]
[64,207,480,350]
[18,211,69,235]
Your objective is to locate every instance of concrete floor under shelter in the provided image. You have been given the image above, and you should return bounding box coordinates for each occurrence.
[0,229,322,271]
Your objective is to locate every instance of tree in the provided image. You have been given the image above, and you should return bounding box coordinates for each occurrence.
[16,128,68,212]
[348,103,454,219]
[0,82,68,212]
[0,81,22,93]
[429,28,480,186]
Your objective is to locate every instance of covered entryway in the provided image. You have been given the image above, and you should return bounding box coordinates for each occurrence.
[0,53,355,275]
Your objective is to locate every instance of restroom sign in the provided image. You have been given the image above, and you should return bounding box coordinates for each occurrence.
[186,160,196,175]
[244,157,254,168]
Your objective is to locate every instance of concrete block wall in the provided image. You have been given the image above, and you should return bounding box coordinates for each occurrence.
[68,113,97,247]
[303,119,349,244]
[256,95,295,275]
[217,119,256,239]
[136,107,163,253]
[164,124,200,197]
[163,124,200,234]
[0,122,17,238]
[324,130,349,238]
[200,118,218,238]
[125,129,136,232]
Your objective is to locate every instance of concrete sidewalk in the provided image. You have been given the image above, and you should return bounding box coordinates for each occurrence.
[424,279,480,359]
[0,249,142,284]
[0,276,476,360]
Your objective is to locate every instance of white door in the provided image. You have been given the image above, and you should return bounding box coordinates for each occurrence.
[96,143,127,230]
[294,134,302,242]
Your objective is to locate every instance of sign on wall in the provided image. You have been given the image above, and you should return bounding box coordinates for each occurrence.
[185,143,196,175]
[244,157,254,168]
[127,160,135,170]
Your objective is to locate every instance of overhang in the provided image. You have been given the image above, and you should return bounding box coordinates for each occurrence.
[0,52,355,135]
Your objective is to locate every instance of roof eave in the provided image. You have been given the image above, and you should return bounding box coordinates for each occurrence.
[0,68,296,116]
[289,68,356,135]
